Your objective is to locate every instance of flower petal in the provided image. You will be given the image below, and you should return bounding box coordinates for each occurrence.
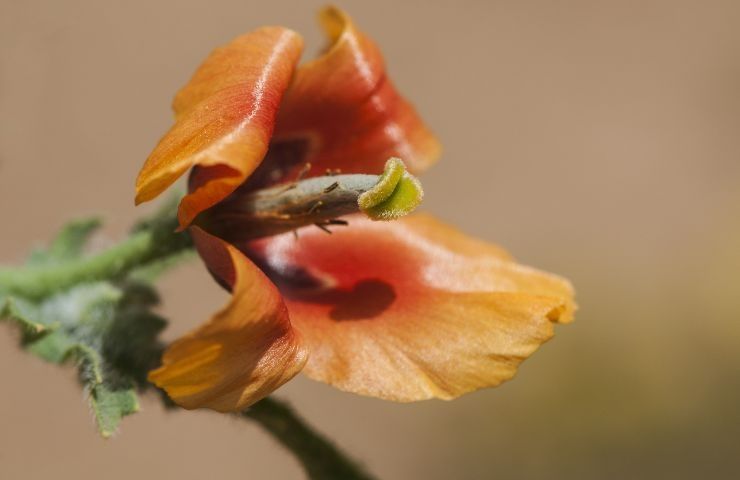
[135,27,304,228]
[247,214,574,401]
[267,6,441,182]
[148,227,307,412]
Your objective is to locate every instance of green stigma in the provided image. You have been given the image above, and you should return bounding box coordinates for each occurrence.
[358,158,424,221]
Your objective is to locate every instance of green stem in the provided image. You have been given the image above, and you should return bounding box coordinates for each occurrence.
[243,397,376,480]
[0,213,191,300]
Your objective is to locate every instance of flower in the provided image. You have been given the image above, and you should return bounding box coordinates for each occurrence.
[135,6,575,412]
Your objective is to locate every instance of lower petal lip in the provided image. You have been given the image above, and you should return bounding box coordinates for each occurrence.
[243,213,574,402]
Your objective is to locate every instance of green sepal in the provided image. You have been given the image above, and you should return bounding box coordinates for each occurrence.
[0,210,181,437]
[2,281,166,437]
[90,385,139,438]
[0,294,47,339]
[1,279,166,437]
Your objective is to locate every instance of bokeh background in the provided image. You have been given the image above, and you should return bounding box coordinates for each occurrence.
[1,0,739,478]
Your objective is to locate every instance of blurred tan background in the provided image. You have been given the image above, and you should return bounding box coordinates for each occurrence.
[1,0,739,478]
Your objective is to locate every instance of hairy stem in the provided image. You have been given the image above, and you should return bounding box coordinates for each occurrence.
[0,204,191,300]
[244,397,376,480]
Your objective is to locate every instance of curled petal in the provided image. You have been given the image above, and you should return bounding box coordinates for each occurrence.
[247,214,574,401]
[135,27,304,228]
[148,227,307,412]
[268,6,441,181]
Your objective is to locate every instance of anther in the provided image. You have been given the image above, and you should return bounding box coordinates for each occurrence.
[323,182,340,193]
[308,200,323,215]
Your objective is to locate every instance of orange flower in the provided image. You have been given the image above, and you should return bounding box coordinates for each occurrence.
[136,6,575,412]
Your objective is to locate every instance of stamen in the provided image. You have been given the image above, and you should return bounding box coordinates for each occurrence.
[295,162,312,181]
[315,223,333,234]
[323,182,340,193]
[308,200,323,215]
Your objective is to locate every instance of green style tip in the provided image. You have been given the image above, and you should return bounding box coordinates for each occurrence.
[358,158,424,221]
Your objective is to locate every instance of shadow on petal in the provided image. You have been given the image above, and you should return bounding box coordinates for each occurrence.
[288,279,397,322]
